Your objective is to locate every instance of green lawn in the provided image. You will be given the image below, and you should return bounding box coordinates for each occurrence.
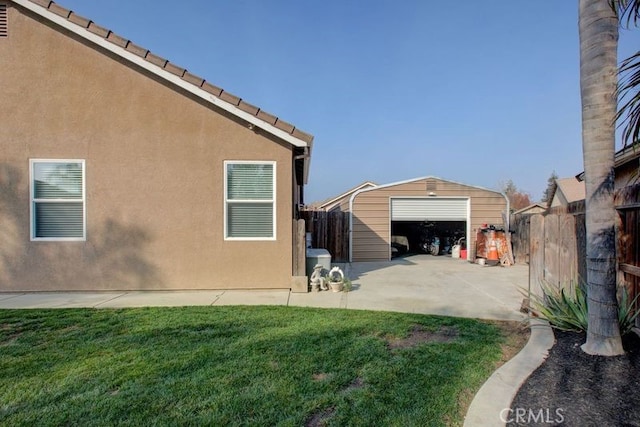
[0,306,511,426]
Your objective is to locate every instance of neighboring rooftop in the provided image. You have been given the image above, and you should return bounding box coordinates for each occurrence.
[549,177,585,208]
[311,181,378,211]
[576,144,640,182]
[512,203,547,216]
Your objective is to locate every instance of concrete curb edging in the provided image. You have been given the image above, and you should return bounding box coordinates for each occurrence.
[463,319,555,427]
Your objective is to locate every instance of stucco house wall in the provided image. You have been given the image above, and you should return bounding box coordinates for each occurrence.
[1,1,312,291]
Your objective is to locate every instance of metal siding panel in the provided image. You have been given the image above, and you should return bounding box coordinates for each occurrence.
[391,198,468,221]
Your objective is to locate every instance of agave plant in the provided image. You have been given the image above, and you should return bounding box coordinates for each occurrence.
[618,285,640,334]
[528,282,588,332]
[527,281,639,335]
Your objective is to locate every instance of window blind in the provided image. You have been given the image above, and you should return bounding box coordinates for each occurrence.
[0,4,7,38]
[227,203,273,238]
[32,161,85,239]
[227,164,273,200]
[226,163,274,239]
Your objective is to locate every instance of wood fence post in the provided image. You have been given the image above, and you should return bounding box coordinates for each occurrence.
[543,214,560,288]
[558,214,578,286]
[529,214,545,299]
[290,218,308,292]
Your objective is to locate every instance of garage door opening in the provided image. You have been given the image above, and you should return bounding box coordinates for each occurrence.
[391,220,466,256]
[390,197,469,257]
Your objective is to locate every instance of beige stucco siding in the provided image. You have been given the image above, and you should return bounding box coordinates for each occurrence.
[1,4,296,290]
[351,178,507,262]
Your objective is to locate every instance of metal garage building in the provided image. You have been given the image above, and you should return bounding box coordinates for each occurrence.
[348,176,509,262]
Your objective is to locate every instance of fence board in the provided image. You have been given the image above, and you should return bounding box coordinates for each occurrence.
[558,214,578,286]
[293,219,306,276]
[617,206,640,326]
[544,214,559,287]
[574,213,587,285]
[510,214,531,264]
[301,210,350,262]
[529,214,544,298]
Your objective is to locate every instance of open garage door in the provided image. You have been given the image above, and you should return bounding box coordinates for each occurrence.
[391,198,468,221]
[390,198,469,256]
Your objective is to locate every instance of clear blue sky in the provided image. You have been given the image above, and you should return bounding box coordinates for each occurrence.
[56,0,640,203]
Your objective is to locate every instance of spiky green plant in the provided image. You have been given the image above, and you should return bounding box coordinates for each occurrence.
[528,282,589,332]
[527,281,639,335]
[618,285,640,334]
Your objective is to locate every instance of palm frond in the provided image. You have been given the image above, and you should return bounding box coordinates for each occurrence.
[611,0,640,28]
[616,50,640,146]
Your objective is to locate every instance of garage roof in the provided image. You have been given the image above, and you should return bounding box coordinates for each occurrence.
[349,176,506,204]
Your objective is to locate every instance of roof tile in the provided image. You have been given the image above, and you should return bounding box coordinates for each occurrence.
[182,72,205,87]
[257,110,277,125]
[201,81,223,97]
[87,21,109,38]
[126,42,148,58]
[237,101,260,116]
[274,118,295,134]
[164,62,186,77]
[146,52,167,67]
[106,31,129,48]
[68,12,90,28]
[48,3,70,18]
[219,90,241,106]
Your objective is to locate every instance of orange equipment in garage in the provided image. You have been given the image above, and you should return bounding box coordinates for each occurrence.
[487,231,499,265]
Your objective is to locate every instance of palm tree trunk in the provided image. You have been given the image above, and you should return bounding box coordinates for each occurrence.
[579,0,624,355]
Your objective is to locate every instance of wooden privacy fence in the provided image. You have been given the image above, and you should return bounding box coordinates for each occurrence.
[510,214,532,264]
[615,185,640,320]
[301,210,350,262]
[517,184,640,324]
[528,212,586,297]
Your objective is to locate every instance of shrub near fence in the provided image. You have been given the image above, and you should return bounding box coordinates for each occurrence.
[301,210,350,262]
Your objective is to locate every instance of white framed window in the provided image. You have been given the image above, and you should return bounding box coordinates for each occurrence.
[224,161,276,240]
[30,159,86,241]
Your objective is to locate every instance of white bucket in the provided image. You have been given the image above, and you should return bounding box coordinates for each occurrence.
[451,245,461,259]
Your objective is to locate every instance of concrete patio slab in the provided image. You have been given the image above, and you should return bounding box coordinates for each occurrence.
[0,255,527,319]
[0,293,26,302]
[0,292,126,309]
[96,291,224,308]
[211,290,290,306]
[344,256,527,321]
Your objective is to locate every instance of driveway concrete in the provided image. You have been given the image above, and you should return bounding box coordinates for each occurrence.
[0,255,527,321]
[337,255,527,320]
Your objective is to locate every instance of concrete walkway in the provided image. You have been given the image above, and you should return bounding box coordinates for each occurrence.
[0,255,553,426]
[0,256,527,320]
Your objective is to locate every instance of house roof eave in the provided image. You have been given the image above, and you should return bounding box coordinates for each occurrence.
[14,0,312,149]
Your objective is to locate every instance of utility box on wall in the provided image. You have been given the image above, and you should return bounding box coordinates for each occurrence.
[306,248,331,278]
